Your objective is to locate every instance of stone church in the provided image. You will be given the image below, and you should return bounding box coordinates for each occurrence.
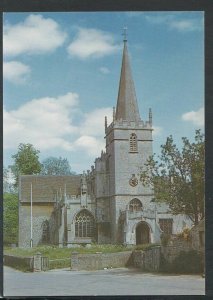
[19,37,192,248]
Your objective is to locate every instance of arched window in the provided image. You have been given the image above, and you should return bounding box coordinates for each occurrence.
[129,198,143,212]
[75,209,95,238]
[42,220,49,243]
[130,133,138,152]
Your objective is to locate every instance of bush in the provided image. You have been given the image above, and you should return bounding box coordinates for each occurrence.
[3,193,18,245]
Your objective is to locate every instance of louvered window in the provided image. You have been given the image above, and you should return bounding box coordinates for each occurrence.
[130,133,138,152]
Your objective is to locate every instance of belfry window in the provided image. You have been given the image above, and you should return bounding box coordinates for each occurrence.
[129,198,143,212]
[75,209,95,238]
[130,133,138,152]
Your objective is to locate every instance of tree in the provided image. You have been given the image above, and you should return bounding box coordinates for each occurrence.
[140,130,204,225]
[3,193,19,245]
[3,167,16,193]
[11,143,42,187]
[40,156,74,175]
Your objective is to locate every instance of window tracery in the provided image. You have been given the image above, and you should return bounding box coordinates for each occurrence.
[129,198,143,212]
[75,209,95,238]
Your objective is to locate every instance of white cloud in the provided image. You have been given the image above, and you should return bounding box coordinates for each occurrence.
[152,126,163,136]
[100,67,110,74]
[80,107,112,137]
[169,19,203,32]
[4,14,67,57]
[144,14,174,25]
[3,92,113,159]
[3,61,31,84]
[67,27,121,59]
[182,107,204,127]
[144,13,203,32]
[3,92,79,151]
[73,136,105,157]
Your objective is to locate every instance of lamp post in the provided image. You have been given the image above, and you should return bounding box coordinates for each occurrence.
[30,182,33,248]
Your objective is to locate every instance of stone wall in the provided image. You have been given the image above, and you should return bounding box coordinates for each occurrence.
[190,219,205,252]
[19,204,54,248]
[4,254,49,272]
[131,241,196,272]
[71,251,132,270]
[4,255,34,271]
[131,247,161,272]
[161,239,192,263]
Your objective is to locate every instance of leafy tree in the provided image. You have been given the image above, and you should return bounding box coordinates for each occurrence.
[3,167,16,193]
[40,156,74,175]
[140,130,204,225]
[3,193,19,245]
[11,143,42,187]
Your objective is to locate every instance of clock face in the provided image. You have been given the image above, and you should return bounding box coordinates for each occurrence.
[129,174,138,187]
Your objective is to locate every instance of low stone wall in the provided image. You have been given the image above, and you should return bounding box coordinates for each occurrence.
[161,239,192,263]
[131,247,161,272]
[131,250,144,268]
[144,247,161,271]
[4,255,34,271]
[71,251,132,270]
[4,253,49,272]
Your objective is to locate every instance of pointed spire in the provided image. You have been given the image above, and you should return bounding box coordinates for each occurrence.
[115,29,141,122]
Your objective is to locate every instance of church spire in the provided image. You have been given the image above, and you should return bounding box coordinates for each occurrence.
[115,28,141,122]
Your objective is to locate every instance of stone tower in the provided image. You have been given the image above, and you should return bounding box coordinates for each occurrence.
[105,34,154,244]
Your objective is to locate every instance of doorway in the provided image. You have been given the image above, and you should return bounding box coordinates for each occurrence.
[136,221,150,244]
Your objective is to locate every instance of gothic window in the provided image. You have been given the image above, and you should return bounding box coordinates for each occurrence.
[75,209,95,238]
[42,220,50,243]
[130,133,138,152]
[129,198,143,212]
[159,219,173,235]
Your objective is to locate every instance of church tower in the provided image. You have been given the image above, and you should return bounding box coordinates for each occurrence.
[104,31,154,244]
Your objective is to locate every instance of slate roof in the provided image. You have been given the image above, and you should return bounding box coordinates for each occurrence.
[19,175,81,203]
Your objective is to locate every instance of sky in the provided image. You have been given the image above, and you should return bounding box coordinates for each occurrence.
[3,11,204,174]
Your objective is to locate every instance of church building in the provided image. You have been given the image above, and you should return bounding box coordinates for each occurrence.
[19,36,192,248]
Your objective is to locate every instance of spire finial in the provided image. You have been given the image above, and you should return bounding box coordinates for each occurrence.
[122,26,128,42]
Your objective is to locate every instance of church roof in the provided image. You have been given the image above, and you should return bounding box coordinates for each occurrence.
[19,175,81,203]
[115,39,141,122]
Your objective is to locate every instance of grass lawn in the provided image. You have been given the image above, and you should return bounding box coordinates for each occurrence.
[4,243,161,259]
[4,244,135,260]
[4,243,160,270]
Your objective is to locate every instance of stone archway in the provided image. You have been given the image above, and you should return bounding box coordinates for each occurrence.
[136,221,150,245]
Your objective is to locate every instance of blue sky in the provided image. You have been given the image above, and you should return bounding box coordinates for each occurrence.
[3,11,204,174]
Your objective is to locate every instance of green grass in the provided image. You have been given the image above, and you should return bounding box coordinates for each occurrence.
[4,244,135,260]
[4,244,159,270]
[49,258,71,269]
[134,243,161,251]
